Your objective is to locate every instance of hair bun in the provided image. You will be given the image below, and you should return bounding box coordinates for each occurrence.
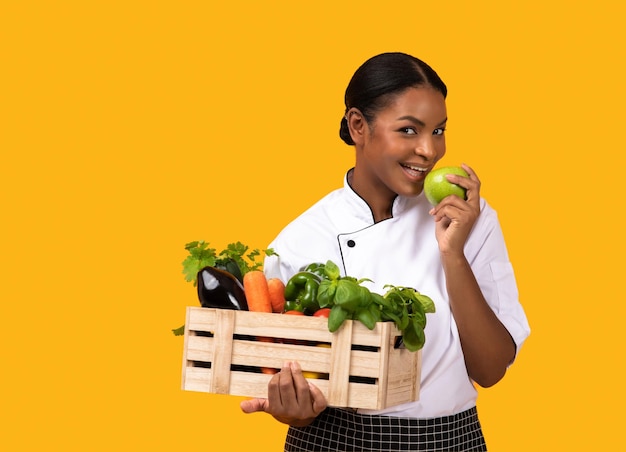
[339,117,354,145]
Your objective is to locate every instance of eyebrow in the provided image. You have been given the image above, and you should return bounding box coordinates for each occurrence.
[397,116,448,127]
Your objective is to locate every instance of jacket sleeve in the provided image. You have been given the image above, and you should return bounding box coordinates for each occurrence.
[467,200,531,359]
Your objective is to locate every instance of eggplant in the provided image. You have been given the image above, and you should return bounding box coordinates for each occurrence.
[215,258,243,283]
[197,266,248,310]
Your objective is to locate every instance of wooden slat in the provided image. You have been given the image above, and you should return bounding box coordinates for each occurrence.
[180,307,196,391]
[232,311,332,342]
[183,366,211,392]
[185,307,403,345]
[343,382,379,409]
[327,319,353,407]
[386,347,420,406]
[210,309,235,394]
[184,335,214,362]
[375,321,392,407]
[182,367,387,409]
[231,340,332,373]
[186,308,217,332]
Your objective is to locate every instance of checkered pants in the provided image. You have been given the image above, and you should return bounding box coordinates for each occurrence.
[284,406,487,451]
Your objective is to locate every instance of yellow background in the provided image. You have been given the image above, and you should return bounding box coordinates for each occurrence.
[2,1,624,450]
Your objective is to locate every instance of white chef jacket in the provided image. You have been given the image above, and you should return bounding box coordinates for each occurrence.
[264,171,530,418]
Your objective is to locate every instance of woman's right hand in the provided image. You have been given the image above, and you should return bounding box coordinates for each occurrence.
[240,361,327,427]
[429,163,481,256]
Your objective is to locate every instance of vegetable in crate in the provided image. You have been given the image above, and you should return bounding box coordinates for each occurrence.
[284,271,322,314]
[197,266,248,310]
[173,241,277,335]
[289,260,436,351]
[243,270,272,313]
[267,278,286,313]
[283,299,304,313]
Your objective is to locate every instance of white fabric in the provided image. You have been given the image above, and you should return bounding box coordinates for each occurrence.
[264,171,530,418]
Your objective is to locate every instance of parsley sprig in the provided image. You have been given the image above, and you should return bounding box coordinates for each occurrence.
[182,240,276,286]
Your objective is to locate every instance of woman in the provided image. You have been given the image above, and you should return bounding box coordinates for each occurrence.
[241,52,530,451]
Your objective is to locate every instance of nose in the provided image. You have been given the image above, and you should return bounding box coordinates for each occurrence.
[414,135,438,162]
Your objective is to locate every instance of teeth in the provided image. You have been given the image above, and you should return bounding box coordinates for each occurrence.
[402,164,427,172]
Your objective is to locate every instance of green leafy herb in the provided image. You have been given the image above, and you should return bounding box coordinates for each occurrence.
[287,260,436,351]
[182,240,276,286]
[172,324,185,336]
[182,241,217,284]
[380,286,433,351]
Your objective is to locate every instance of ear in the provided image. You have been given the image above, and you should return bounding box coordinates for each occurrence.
[346,107,367,146]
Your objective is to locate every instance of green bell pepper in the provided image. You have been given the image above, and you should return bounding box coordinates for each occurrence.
[284,271,322,314]
[301,262,327,279]
[284,299,304,312]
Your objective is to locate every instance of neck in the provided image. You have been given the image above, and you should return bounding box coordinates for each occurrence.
[348,168,395,223]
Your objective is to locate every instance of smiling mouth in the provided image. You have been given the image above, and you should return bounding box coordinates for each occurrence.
[400,163,428,177]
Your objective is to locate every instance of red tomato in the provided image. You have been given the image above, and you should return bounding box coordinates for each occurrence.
[313,308,331,318]
[284,310,305,316]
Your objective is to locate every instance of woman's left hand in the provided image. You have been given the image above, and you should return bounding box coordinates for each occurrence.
[429,163,481,255]
[240,361,327,427]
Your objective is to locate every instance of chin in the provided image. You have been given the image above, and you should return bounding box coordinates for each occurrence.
[397,185,424,198]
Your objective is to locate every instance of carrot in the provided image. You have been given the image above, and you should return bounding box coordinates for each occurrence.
[267,278,286,313]
[244,271,275,374]
[243,270,272,313]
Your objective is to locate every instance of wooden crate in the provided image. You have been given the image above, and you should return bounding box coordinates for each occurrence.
[181,307,420,410]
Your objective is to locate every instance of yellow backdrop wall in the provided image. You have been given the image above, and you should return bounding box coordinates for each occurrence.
[2,1,624,450]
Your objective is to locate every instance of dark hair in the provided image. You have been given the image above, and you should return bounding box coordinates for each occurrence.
[339,52,447,145]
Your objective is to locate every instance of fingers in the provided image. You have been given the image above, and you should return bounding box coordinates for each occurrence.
[460,163,479,182]
[308,382,329,415]
[429,194,470,223]
[267,361,322,420]
[267,362,290,408]
[245,360,328,427]
[240,397,269,414]
[445,163,480,203]
[276,361,313,409]
[445,167,478,191]
[290,361,314,405]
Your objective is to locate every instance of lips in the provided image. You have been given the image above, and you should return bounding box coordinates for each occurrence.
[400,163,429,179]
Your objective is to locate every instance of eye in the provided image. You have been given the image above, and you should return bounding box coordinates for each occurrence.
[433,127,446,136]
[400,127,417,135]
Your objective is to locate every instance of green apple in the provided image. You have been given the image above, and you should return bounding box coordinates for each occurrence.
[423,166,469,206]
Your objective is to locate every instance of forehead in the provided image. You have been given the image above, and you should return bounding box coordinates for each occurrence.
[377,87,447,123]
